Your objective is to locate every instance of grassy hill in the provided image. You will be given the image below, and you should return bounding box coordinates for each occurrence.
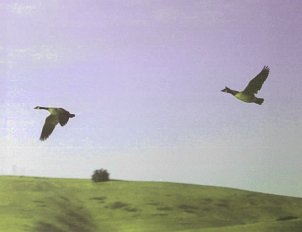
[0,176,302,232]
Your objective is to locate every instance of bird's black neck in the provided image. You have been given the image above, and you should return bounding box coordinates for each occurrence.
[227,89,238,96]
[39,107,49,110]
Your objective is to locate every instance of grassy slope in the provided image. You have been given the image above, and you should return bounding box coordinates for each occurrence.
[0,176,302,232]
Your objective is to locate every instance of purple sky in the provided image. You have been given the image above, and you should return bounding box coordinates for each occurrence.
[1,0,302,197]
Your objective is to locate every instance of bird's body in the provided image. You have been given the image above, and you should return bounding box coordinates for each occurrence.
[222,66,270,105]
[235,92,258,103]
[34,106,75,141]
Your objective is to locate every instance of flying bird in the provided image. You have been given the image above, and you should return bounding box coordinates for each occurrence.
[34,106,75,141]
[221,66,270,105]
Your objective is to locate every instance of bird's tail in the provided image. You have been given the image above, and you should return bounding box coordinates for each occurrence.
[69,114,75,118]
[255,98,264,105]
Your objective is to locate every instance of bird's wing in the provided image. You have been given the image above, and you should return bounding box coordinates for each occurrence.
[243,66,270,95]
[58,109,70,126]
[40,114,58,141]
[59,114,70,126]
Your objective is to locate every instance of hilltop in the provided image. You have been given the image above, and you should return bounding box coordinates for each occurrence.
[0,176,302,232]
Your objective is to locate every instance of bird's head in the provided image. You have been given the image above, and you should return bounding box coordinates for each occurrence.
[34,106,41,109]
[221,87,231,93]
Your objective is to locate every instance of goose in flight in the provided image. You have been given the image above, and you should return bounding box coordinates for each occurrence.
[34,106,75,141]
[221,66,270,105]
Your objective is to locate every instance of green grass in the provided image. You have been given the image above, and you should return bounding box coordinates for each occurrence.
[1,176,302,232]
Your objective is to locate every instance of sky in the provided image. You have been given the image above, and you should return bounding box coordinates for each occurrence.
[1,0,302,197]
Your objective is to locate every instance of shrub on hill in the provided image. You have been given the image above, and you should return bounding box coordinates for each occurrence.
[91,169,110,182]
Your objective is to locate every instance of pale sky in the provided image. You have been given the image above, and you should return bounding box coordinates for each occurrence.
[1,0,302,197]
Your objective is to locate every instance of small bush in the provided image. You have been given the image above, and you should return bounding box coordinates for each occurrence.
[91,169,110,182]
